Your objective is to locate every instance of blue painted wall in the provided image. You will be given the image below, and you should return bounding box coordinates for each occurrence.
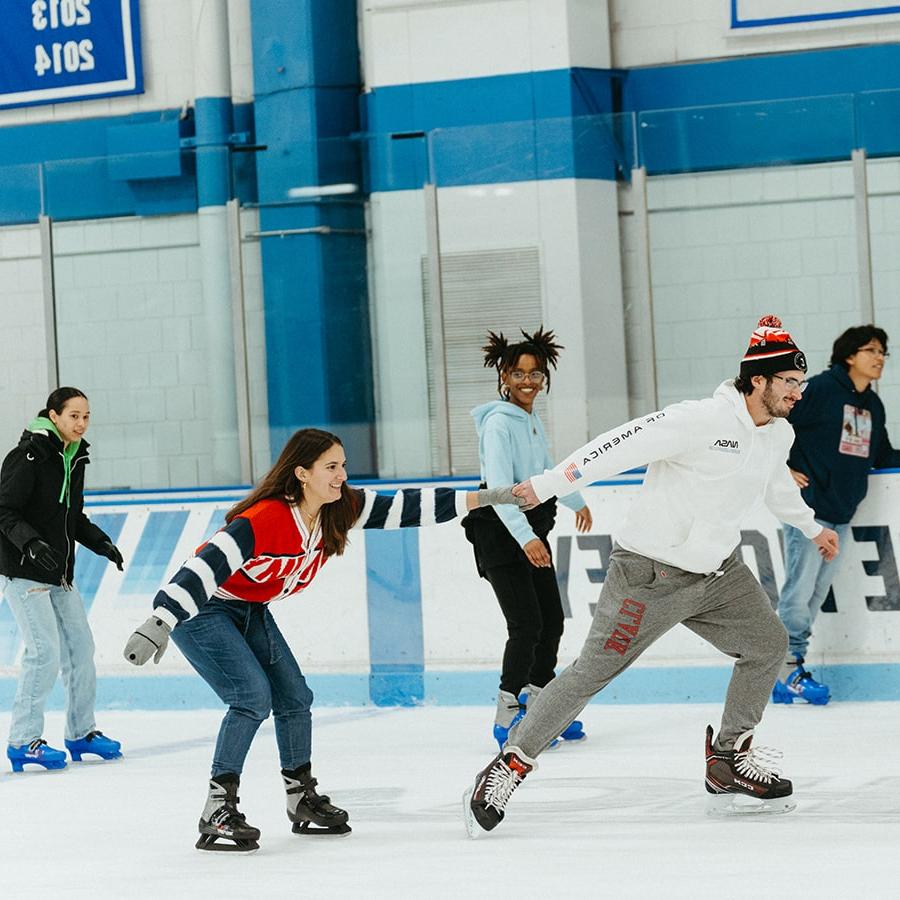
[0,104,259,225]
[249,0,375,472]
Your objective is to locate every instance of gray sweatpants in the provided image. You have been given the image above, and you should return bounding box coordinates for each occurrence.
[506,545,788,757]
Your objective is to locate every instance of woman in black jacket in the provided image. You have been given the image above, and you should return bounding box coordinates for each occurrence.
[0,387,125,772]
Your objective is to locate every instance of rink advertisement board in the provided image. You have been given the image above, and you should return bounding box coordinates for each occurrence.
[2,474,900,707]
[0,0,142,110]
[731,1,900,28]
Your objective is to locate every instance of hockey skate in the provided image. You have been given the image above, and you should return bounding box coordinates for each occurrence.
[772,657,830,706]
[704,725,796,816]
[284,765,351,836]
[196,777,261,852]
[463,746,536,838]
[493,689,525,750]
[7,739,67,772]
[65,731,122,761]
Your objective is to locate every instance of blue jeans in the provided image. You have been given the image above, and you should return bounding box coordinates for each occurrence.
[777,520,851,659]
[171,597,313,778]
[3,577,97,746]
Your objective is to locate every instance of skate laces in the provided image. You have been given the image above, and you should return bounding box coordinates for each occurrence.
[734,738,783,785]
[484,755,529,813]
[27,739,48,753]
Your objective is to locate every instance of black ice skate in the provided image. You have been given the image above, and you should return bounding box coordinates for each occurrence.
[704,725,796,816]
[195,776,261,852]
[463,746,536,838]
[283,765,351,836]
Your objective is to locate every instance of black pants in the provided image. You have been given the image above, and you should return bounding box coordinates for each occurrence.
[485,556,565,695]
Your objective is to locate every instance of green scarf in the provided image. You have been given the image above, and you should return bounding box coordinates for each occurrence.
[27,416,81,507]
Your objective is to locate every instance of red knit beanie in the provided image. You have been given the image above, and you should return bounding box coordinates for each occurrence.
[739,315,807,379]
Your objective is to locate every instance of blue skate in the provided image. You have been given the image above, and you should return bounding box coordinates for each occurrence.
[65,731,122,761]
[772,658,830,706]
[8,739,68,772]
[519,685,585,746]
[558,719,587,742]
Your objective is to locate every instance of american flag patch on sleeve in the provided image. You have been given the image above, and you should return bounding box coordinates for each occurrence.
[564,462,582,483]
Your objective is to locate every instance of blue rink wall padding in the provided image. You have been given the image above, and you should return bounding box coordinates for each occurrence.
[0,663,898,710]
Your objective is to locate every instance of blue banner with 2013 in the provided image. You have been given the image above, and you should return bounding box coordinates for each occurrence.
[0,0,142,109]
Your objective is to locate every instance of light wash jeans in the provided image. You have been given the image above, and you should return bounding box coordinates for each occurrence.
[3,576,97,746]
[171,597,314,778]
[777,520,852,660]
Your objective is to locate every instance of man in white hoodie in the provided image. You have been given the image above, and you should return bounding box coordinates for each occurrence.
[464,316,840,835]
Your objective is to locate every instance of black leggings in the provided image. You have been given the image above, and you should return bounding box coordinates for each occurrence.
[485,559,565,695]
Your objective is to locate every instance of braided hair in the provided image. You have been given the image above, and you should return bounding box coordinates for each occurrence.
[482,326,564,397]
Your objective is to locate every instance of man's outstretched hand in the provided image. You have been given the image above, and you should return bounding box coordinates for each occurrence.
[511,479,540,509]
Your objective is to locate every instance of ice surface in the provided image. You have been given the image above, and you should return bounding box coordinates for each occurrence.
[1,702,899,899]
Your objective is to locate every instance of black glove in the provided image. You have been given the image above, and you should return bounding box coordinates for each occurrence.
[101,542,124,571]
[26,539,60,572]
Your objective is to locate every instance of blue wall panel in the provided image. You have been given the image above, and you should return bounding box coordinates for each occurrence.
[250,0,374,472]
[365,529,424,706]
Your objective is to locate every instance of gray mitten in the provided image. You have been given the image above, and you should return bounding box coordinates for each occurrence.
[476,486,529,509]
[124,615,172,666]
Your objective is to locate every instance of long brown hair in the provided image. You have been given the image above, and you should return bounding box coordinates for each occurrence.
[226,428,361,557]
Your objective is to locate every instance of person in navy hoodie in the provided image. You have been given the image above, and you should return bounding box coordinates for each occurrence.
[773,325,900,706]
[462,328,592,749]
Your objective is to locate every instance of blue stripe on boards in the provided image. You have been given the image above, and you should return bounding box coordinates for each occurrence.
[1,662,897,709]
[0,673,370,710]
[202,508,227,541]
[399,490,421,527]
[120,511,189,595]
[425,663,900,705]
[364,529,424,705]
[73,513,127,612]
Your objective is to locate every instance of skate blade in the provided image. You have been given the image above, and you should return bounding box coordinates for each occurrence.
[705,793,797,817]
[291,821,352,837]
[195,834,260,853]
[462,787,482,839]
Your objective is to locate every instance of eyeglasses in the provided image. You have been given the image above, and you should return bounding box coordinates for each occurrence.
[771,374,807,394]
[508,370,546,385]
[857,346,890,359]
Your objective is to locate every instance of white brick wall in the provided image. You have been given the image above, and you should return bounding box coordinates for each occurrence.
[644,163,860,409]
[867,158,900,435]
[35,209,271,490]
[0,225,50,456]
[0,0,254,128]
[361,0,610,88]
[615,162,900,432]
[610,0,900,67]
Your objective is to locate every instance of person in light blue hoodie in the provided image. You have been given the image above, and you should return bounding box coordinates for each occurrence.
[462,328,592,749]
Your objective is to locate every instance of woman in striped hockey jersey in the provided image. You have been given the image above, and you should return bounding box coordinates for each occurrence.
[123,427,520,852]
